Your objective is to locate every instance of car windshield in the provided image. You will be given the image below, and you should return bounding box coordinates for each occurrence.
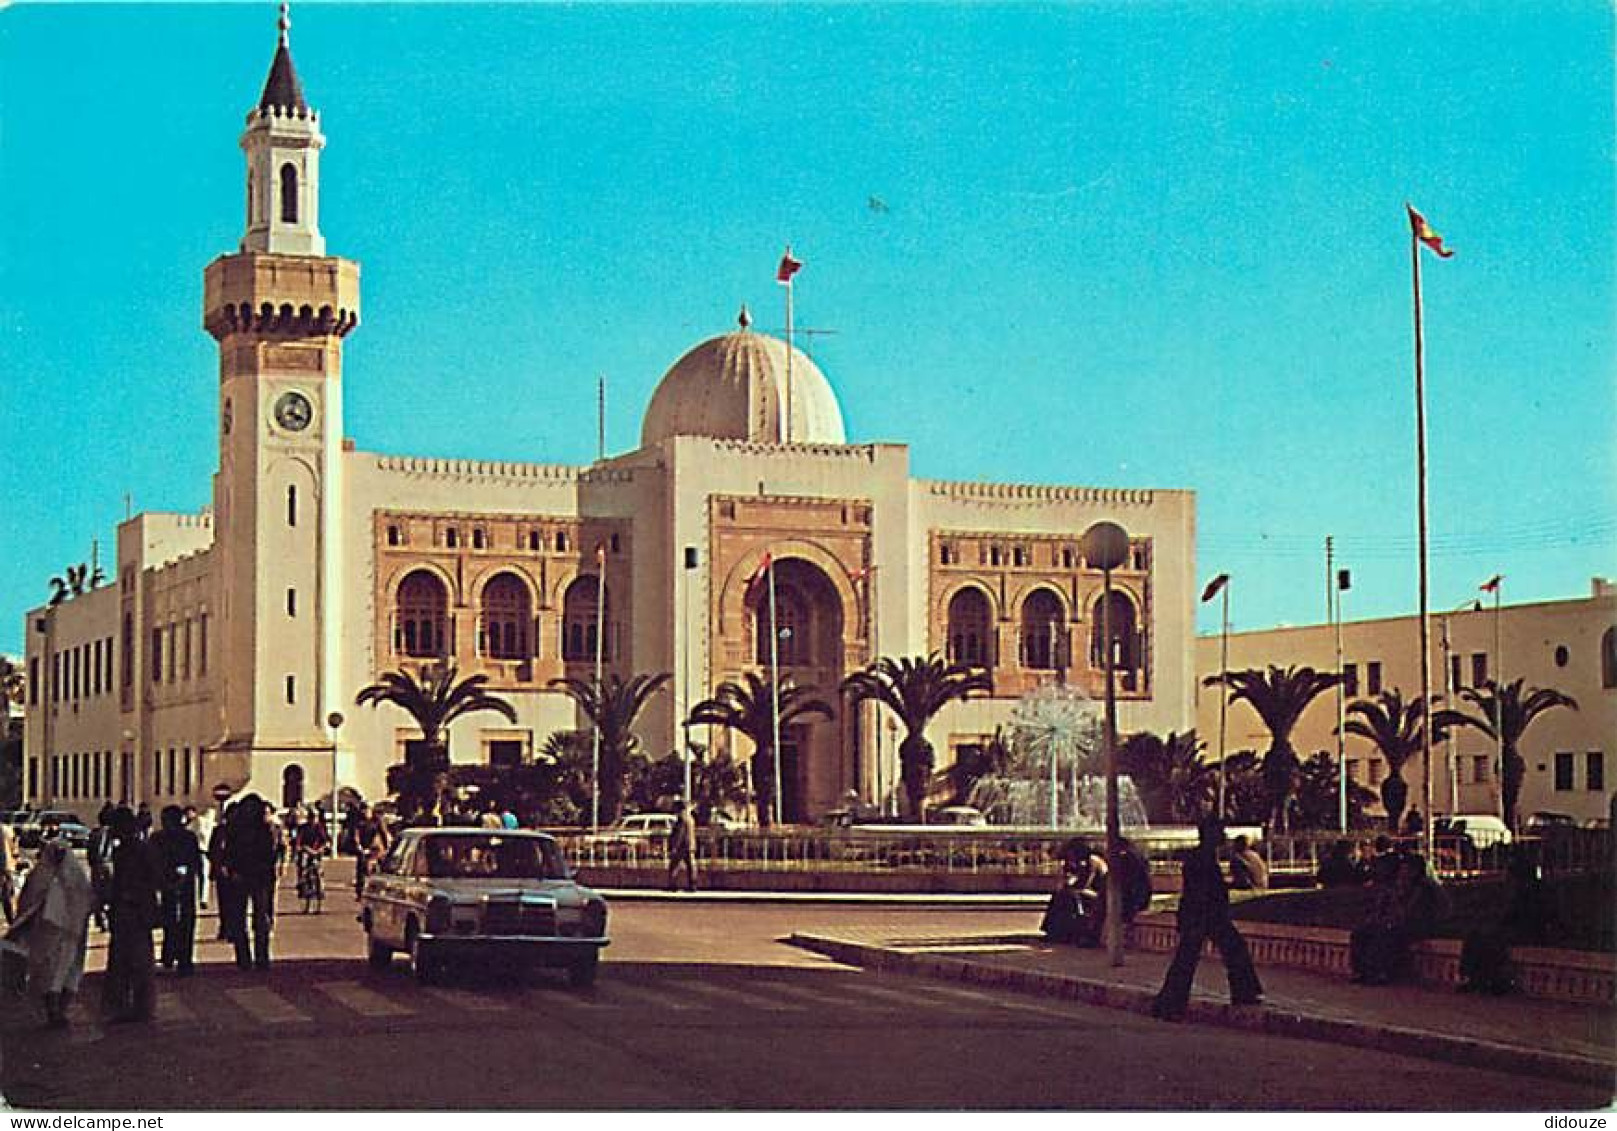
[420,835,568,880]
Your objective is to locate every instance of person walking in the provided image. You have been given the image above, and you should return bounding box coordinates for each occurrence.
[8,837,96,1027]
[149,805,203,976]
[85,808,117,932]
[1151,818,1264,1021]
[352,804,391,897]
[102,807,161,1023]
[666,802,697,892]
[294,812,329,914]
[209,802,238,942]
[221,795,279,970]
[0,817,19,924]
[187,805,216,910]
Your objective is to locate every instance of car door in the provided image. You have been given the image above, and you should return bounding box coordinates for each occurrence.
[373,837,415,945]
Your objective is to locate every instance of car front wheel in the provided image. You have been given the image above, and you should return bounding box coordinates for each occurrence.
[406,922,439,984]
[568,953,599,988]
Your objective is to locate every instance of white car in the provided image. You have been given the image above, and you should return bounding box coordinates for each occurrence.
[1441,814,1513,849]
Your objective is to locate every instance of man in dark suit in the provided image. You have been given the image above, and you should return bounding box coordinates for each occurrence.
[1150,817,1264,1021]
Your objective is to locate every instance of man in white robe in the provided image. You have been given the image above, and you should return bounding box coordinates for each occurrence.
[9,839,96,1026]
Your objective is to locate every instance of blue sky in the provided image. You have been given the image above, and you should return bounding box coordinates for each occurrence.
[2,2,1613,655]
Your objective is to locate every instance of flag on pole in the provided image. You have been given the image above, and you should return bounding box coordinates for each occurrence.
[1200,573,1230,603]
[776,247,803,284]
[745,552,773,597]
[849,564,875,583]
[1479,574,1502,593]
[1407,204,1455,258]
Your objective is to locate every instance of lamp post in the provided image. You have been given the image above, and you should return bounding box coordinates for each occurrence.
[1200,573,1230,818]
[326,711,344,849]
[1082,520,1129,968]
[1481,575,1504,823]
[682,546,698,810]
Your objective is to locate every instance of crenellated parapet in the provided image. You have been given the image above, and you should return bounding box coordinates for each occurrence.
[371,455,634,485]
[922,480,1158,507]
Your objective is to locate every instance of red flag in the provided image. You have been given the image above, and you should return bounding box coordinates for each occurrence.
[776,248,802,284]
[1479,574,1502,593]
[849,564,876,583]
[1407,204,1454,258]
[745,552,773,596]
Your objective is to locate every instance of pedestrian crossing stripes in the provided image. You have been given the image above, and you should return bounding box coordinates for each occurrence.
[225,985,311,1024]
[663,977,810,1013]
[315,981,415,1018]
[54,970,1071,1043]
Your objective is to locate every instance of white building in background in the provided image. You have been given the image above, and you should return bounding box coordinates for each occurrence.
[1194,581,1617,825]
[22,16,1198,821]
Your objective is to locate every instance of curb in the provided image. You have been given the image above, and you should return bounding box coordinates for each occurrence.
[600,889,1045,907]
[788,932,1615,1089]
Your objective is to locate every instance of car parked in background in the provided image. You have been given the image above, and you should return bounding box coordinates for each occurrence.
[1524,811,1577,833]
[359,828,608,986]
[586,812,676,847]
[18,811,89,851]
[1436,813,1513,850]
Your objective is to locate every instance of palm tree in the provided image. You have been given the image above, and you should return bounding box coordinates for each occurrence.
[687,673,834,827]
[1341,689,1429,833]
[1118,730,1216,824]
[548,672,671,826]
[841,654,993,821]
[0,656,24,724]
[936,725,1012,808]
[1204,665,1342,832]
[355,665,517,821]
[1292,751,1380,830]
[1433,677,1578,831]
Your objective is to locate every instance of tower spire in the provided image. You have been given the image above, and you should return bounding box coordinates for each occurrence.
[278,3,291,46]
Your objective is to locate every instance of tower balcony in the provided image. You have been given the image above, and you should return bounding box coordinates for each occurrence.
[203,251,360,341]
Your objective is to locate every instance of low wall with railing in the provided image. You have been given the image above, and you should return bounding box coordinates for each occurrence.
[1126,914,1616,1005]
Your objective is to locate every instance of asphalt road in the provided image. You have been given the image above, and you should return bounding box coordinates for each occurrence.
[0,894,1606,1111]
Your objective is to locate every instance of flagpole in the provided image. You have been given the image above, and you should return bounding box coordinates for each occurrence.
[767,556,783,826]
[784,269,795,443]
[1217,583,1229,820]
[1411,216,1435,858]
[1335,568,1348,834]
[591,545,606,835]
[1493,578,1504,824]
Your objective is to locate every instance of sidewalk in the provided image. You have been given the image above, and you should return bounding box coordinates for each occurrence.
[788,925,1617,1090]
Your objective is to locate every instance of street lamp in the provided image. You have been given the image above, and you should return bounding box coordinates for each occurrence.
[326,711,345,849]
[1199,573,1230,818]
[1081,520,1129,969]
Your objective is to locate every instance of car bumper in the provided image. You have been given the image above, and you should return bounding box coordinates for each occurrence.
[416,934,609,965]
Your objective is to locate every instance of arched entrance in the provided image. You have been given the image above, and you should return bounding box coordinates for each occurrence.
[282,763,305,810]
[747,557,846,823]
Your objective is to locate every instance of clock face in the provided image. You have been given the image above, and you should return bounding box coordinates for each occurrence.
[274,390,313,433]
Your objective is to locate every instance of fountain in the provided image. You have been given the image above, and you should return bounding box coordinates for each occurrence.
[967,683,1150,830]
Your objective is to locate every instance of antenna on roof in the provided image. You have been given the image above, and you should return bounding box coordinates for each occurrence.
[597,374,606,463]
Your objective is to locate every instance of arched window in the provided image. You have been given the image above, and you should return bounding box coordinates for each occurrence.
[1090,591,1140,674]
[279,163,299,223]
[947,588,993,666]
[1603,626,1617,690]
[395,570,449,658]
[562,576,607,662]
[481,573,532,660]
[1020,590,1065,670]
[282,764,304,810]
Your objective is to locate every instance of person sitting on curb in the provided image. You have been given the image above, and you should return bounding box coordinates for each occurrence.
[1228,835,1269,891]
[1349,850,1447,985]
[1150,818,1263,1020]
[1458,846,1557,995]
[1040,838,1107,947]
[1315,839,1369,888]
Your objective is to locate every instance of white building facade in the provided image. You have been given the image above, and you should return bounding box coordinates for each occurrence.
[22,22,1198,822]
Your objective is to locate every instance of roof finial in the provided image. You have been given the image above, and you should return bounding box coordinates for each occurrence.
[737,305,752,330]
[278,2,291,46]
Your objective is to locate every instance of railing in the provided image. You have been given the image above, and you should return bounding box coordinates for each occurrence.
[559,825,1613,881]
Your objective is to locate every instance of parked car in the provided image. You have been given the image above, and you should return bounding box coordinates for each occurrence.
[1436,814,1513,850]
[18,811,89,851]
[359,828,608,986]
[931,805,988,827]
[588,813,677,846]
[1523,811,1577,833]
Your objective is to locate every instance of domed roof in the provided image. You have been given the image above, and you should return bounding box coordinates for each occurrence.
[641,310,847,448]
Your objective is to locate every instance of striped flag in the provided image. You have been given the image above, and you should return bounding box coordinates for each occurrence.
[1479,574,1502,593]
[745,552,773,597]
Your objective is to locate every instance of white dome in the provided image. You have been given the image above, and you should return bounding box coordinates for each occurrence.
[641,312,847,447]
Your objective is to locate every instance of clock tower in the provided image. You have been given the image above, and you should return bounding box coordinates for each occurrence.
[203,5,359,790]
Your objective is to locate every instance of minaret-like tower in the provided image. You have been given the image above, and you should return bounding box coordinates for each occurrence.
[203,4,358,791]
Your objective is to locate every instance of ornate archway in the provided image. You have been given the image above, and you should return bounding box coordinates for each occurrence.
[742,556,847,823]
